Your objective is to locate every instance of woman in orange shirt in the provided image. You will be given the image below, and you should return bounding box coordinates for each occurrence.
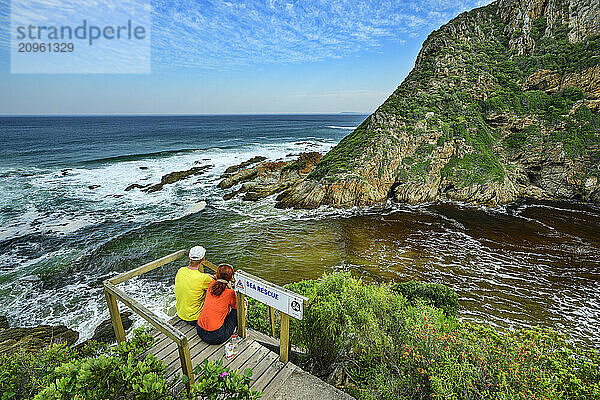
[196,264,237,345]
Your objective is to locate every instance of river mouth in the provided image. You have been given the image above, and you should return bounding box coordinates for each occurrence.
[26,197,598,348]
[198,198,600,349]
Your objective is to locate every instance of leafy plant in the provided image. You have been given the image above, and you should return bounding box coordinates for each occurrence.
[391,281,459,316]
[185,358,261,400]
[34,329,167,400]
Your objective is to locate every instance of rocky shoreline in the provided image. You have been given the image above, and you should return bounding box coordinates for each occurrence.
[0,312,133,355]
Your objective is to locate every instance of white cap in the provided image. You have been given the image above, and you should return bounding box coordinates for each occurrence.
[189,246,206,261]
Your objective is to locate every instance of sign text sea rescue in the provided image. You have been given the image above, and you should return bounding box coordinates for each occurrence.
[234,270,306,320]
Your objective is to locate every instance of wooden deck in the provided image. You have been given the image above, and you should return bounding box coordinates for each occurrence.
[149,317,299,398]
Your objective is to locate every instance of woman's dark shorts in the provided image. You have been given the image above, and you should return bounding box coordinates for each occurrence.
[196,309,237,345]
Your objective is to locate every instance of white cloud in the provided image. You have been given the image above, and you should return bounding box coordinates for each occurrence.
[151,0,489,69]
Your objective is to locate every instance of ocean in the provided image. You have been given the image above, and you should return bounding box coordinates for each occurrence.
[0,115,599,348]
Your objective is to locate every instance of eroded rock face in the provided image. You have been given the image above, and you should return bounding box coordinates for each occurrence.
[219,152,322,202]
[0,325,79,355]
[275,0,600,209]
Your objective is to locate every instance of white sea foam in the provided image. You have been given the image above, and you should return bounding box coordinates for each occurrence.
[327,125,357,129]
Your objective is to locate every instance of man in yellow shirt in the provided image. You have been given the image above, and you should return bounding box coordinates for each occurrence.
[175,246,213,325]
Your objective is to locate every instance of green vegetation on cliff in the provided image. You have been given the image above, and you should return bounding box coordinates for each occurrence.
[282,0,600,208]
[247,273,600,399]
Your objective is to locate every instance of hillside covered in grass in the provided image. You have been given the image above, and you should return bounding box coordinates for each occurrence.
[276,0,600,208]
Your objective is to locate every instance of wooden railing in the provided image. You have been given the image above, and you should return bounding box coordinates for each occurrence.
[103,249,307,385]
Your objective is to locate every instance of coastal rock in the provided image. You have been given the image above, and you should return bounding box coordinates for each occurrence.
[276,0,600,209]
[72,311,134,350]
[220,152,322,202]
[91,311,133,344]
[130,165,212,193]
[220,156,267,178]
[125,183,151,191]
[0,325,79,355]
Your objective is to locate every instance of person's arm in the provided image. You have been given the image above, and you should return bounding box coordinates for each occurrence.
[230,290,237,310]
[201,274,213,290]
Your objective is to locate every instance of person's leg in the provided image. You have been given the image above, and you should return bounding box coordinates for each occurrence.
[196,324,221,345]
[223,309,238,338]
[179,316,197,326]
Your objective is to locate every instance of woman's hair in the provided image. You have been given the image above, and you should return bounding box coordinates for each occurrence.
[210,264,234,297]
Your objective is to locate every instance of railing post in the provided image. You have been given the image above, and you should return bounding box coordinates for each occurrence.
[104,287,126,343]
[178,337,195,387]
[279,313,290,363]
[268,306,276,337]
[236,292,247,338]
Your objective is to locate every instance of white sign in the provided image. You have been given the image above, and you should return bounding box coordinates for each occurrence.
[234,270,306,320]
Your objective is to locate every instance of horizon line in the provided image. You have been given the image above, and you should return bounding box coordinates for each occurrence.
[0,112,370,117]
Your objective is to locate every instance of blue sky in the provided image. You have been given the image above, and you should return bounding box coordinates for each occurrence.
[0,0,491,114]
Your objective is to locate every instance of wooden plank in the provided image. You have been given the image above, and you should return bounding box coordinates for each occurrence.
[172,321,196,337]
[269,306,276,337]
[108,249,188,285]
[233,344,270,377]
[261,362,297,399]
[154,340,179,360]
[209,337,254,366]
[227,341,263,371]
[162,334,203,369]
[104,289,126,343]
[149,334,174,356]
[188,342,224,369]
[104,283,185,345]
[252,358,285,392]
[164,341,210,378]
[237,292,247,338]
[249,350,279,387]
[279,313,290,362]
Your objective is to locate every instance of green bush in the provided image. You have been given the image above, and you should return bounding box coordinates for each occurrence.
[247,272,600,399]
[34,329,167,400]
[0,340,107,400]
[1,328,263,400]
[186,358,261,400]
[287,273,408,375]
[364,322,600,400]
[390,281,459,316]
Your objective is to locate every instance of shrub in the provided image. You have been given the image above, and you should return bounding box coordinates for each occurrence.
[245,297,272,336]
[1,328,263,400]
[365,323,600,400]
[0,339,106,400]
[186,358,261,400]
[247,272,600,400]
[34,329,167,400]
[391,281,459,316]
[286,273,408,375]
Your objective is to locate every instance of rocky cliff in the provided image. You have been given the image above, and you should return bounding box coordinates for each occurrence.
[275,0,600,208]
